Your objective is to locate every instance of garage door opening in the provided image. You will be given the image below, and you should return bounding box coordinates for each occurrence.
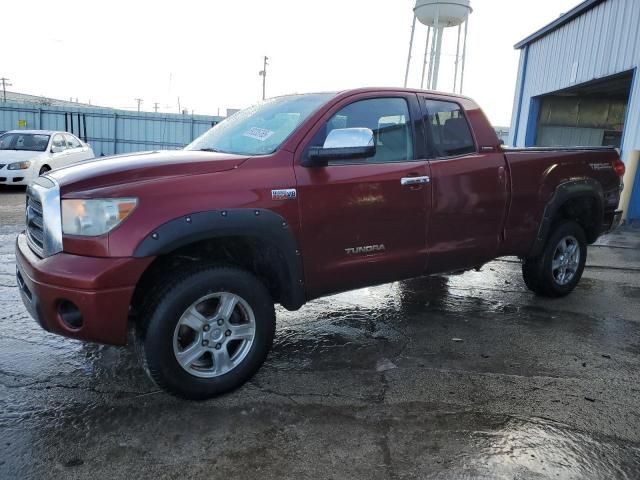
[530,70,633,148]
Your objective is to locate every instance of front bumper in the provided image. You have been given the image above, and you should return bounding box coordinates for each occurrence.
[15,233,153,345]
[0,168,34,185]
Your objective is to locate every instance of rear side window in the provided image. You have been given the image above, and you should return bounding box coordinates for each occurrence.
[319,97,414,163]
[423,99,475,157]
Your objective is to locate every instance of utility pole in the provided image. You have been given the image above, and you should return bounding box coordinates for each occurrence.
[1,77,12,102]
[259,56,269,100]
[153,102,159,113]
[134,98,143,112]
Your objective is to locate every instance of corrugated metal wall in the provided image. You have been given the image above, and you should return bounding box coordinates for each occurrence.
[537,126,604,147]
[0,101,224,156]
[510,0,640,221]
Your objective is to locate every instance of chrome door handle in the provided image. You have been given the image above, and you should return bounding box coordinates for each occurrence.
[401,176,430,186]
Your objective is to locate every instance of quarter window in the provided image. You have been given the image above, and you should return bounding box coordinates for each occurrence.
[424,99,475,157]
[320,98,414,163]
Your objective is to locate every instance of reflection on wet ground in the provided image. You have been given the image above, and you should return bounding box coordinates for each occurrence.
[1,187,640,479]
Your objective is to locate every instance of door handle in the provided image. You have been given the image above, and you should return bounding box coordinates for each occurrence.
[401,176,430,186]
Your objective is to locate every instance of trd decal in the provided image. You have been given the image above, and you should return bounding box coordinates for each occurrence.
[589,163,612,171]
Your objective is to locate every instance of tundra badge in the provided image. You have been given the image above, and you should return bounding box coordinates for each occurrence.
[271,189,297,200]
[345,244,386,255]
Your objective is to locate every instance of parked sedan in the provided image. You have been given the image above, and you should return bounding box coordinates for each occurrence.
[0,130,95,186]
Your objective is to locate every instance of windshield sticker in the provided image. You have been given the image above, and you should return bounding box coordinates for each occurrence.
[243,127,275,142]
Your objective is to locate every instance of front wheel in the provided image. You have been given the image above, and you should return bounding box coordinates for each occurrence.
[141,266,275,400]
[522,220,587,297]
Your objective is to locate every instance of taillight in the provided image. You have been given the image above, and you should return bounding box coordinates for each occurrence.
[612,158,625,177]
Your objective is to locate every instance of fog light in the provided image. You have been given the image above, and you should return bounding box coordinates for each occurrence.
[58,300,83,329]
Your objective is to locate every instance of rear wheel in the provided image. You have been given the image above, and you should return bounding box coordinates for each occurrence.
[141,266,275,400]
[522,220,587,297]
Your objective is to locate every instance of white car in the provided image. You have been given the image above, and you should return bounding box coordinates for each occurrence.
[0,130,95,186]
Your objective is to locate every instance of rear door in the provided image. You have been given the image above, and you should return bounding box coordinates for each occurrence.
[294,93,432,299]
[419,97,509,273]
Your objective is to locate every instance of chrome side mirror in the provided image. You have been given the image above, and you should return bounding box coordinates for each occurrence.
[305,128,376,167]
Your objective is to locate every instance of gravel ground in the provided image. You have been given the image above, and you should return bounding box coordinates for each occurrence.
[1,185,640,479]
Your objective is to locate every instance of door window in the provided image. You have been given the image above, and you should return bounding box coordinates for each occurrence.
[64,134,82,149]
[52,134,66,151]
[423,99,475,157]
[317,98,414,163]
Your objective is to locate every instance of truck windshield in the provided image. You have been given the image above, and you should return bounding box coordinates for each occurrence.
[186,93,335,156]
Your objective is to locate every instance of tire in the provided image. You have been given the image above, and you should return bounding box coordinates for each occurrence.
[522,220,587,298]
[141,266,275,400]
[39,165,51,176]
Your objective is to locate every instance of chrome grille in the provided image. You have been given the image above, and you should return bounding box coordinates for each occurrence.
[25,177,62,258]
[26,191,45,256]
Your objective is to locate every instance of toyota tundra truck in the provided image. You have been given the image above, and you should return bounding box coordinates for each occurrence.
[15,88,625,399]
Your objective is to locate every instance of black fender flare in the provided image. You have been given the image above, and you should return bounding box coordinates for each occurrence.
[531,178,604,257]
[133,209,305,310]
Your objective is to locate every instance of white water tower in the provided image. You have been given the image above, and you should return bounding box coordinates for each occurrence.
[404,0,472,92]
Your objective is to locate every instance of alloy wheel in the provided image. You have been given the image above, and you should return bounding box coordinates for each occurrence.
[172,292,256,378]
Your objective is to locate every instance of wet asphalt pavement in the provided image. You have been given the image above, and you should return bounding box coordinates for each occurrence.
[1,185,640,479]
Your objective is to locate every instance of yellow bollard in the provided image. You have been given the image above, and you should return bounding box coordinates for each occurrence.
[620,150,639,222]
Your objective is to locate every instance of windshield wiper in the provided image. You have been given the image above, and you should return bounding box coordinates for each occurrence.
[198,148,222,152]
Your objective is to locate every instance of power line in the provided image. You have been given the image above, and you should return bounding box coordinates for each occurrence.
[1,77,12,102]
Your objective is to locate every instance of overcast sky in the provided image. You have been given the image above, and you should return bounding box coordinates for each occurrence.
[1,0,580,126]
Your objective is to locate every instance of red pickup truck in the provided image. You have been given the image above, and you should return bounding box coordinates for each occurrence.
[15,88,624,399]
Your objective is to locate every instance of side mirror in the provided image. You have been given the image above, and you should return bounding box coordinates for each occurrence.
[51,145,64,154]
[304,128,376,167]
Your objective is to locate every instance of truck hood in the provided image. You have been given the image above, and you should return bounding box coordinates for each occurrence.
[48,150,248,194]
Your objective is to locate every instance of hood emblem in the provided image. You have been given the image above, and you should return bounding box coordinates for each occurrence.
[272,189,297,200]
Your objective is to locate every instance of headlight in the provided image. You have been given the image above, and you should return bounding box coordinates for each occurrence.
[8,161,31,170]
[62,198,138,236]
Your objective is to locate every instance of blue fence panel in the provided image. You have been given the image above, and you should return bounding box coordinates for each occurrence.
[0,101,223,157]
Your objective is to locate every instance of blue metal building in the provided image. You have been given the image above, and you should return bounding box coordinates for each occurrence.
[510,0,640,222]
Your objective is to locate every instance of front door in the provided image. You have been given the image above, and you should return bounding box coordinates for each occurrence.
[419,97,509,273]
[294,94,432,299]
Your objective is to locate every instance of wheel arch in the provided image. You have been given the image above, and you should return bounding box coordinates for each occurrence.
[132,209,306,312]
[531,178,604,257]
